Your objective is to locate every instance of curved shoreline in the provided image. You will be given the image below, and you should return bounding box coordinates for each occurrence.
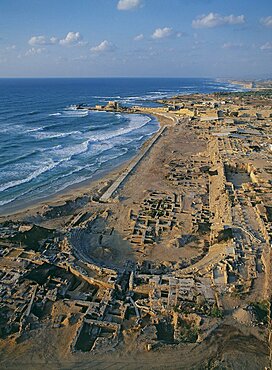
[0,112,166,218]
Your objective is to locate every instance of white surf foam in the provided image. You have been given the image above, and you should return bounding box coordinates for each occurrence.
[49,113,61,116]
[98,148,129,165]
[31,130,81,140]
[25,127,43,133]
[0,160,57,192]
[49,110,89,118]
[93,96,121,99]
[0,111,156,205]
[88,114,151,143]
[62,110,89,117]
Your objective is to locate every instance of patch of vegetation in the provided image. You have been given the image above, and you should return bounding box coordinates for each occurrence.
[178,319,199,343]
[251,301,269,324]
[210,305,224,319]
[173,301,213,316]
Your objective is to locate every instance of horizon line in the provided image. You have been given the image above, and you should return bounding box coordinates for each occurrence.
[0,76,266,80]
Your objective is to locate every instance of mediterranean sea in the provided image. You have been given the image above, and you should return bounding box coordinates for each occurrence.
[0,77,242,212]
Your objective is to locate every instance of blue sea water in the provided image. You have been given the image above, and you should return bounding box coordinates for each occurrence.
[0,78,242,213]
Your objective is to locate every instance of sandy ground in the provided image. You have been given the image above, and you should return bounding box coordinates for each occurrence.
[0,114,170,220]
[0,114,270,369]
[0,319,268,369]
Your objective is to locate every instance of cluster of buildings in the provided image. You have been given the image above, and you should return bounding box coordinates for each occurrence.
[0,89,271,357]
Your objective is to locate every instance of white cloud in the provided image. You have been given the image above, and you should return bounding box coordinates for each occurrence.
[260,16,272,27]
[28,35,57,46]
[25,47,45,56]
[50,37,59,44]
[28,36,46,45]
[224,15,245,25]
[152,27,173,39]
[192,13,245,28]
[117,0,142,10]
[134,33,144,41]
[151,27,183,40]
[59,32,82,45]
[90,40,116,53]
[260,42,272,50]
[28,32,84,47]
[222,42,243,49]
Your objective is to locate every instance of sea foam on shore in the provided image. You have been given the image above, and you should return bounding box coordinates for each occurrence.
[0,77,242,212]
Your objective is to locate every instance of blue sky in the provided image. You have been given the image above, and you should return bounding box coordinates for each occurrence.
[0,0,271,77]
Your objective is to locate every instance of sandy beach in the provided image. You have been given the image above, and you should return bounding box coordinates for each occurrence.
[0,111,173,220]
[0,89,271,369]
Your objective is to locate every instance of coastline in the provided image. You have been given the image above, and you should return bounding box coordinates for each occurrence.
[0,87,271,368]
[0,75,266,219]
[0,112,171,219]
[0,78,252,219]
